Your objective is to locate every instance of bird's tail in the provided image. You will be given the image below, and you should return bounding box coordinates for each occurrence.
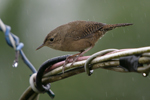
[102,23,133,31]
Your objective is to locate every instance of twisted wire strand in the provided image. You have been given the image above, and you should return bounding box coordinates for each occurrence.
[0,19,36,73]
[20,47,150,99]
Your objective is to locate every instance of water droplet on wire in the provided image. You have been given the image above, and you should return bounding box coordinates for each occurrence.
[142,73,148,77]
[12,61,18,67]
[12,50,19,68]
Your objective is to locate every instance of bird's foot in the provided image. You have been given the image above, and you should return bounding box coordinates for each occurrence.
[62,53,82,73]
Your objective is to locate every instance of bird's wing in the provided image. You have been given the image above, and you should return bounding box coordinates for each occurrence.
[65,21,106,41]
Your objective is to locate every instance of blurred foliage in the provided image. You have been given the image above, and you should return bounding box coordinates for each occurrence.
[0,0,150,100]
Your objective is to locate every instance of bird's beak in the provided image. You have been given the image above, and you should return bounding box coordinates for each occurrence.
[36,43,44,50]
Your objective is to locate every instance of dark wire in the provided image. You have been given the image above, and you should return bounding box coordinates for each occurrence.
[36,54,70,99]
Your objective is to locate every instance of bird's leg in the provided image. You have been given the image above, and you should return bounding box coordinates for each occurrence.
[71,46,93,65]
[62,46,93,73]
[62,52,81,73]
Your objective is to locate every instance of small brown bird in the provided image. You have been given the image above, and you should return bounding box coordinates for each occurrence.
[36,20,132,70]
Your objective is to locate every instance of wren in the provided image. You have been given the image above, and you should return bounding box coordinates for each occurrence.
[36,20,132,70]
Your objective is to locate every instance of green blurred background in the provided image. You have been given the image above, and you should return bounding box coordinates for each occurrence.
[0,0,150,100]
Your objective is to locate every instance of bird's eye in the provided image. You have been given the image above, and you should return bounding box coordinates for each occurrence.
[49,38,54,41]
